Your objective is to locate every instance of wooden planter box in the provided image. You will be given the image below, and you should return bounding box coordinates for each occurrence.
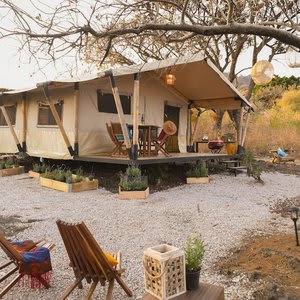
[119,186,149,199]
[29,171,42,179]
[40,176,98,192]
[0,166,24,177]
[186,177,210,184]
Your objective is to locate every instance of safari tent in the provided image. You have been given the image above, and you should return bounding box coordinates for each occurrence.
[0,53,252,162]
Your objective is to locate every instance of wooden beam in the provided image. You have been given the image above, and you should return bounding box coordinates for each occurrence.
[42,83,75,157]
[0,105,22,152]
[74,82,79,155]
[191,110,201,143]
[132,73,140,160]
[105,70,133,159]
[21,93,27,152]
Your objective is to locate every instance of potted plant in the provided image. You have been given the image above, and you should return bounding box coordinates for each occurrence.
[29,163,49,179]
[184,235,205,290]
[119,165,149,199]
[0,157,24,177]
[186,164,209,184]
[40,166,98,192]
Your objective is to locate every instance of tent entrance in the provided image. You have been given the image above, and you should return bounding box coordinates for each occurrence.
[164,104,180,152]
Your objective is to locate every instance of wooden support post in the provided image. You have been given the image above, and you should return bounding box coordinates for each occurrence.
[105,70,133,159]
[191,110,201,144]
[187,102,194,152]
[0,103,22,153]
[42,83,75,157]
[133,73,140,161]
[21,93,27,152]
[74,82,79,155]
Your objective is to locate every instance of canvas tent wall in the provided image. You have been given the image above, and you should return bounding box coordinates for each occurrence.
[0,53,252,160]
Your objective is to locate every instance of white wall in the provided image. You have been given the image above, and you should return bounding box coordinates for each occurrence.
[78,72,188,156]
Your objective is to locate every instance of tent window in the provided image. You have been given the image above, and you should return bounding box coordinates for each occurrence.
[0,105,17,126]
[37,101,63,126]
[97,90,131,114]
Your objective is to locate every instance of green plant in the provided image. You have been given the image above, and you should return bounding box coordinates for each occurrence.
[52,168,66,182]
[186,165,208,178]
[88,174,94,181]
[32,163,42,173]
[0,161,6,170]
[40,164,47,173]
[74,167,84,183]
[65,170,73,184]
[184,236,205,272]
[119,165,148,191]
[241,150,263,183]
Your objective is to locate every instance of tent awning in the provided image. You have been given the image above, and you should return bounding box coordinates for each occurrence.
[97,53,252,110]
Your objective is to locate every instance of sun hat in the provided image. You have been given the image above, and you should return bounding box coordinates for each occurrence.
[163,121,177,135]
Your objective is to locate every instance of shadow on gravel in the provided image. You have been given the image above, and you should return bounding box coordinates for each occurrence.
[0,215,28,237]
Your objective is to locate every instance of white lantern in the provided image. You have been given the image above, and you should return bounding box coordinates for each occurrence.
[251,60,274,85]
[286,47,300,68]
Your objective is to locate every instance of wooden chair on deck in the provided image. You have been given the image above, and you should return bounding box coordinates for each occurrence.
[0,233,55,298]
[151,121,177,157]
[106,123,126,156]
[56,220,132,300]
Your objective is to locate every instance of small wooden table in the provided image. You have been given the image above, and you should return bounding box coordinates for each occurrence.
[128,124,160,157]
[142,283,224,300]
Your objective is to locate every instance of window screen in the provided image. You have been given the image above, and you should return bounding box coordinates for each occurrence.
[37,101,63,126]
[0,105,17,126]
[97,90,131,114]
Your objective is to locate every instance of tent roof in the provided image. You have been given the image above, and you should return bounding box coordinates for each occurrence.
[1,53,252,109]
[97,53,252,109]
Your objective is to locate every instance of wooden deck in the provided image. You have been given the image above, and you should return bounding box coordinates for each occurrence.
[75,152,239,165]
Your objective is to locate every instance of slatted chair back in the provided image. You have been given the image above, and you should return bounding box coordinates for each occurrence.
[57,221,114,283]
[111,122,124,137]
[0,234,23,263]
[106,123,118,145]
[56,220,132,299]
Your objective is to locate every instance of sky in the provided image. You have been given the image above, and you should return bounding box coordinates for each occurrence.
[0,1,299,90]
[0,35,299,90]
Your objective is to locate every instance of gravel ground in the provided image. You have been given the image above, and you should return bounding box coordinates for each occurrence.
[0,171,300,300]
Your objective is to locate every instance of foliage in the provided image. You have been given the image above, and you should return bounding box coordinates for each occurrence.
[186,165,208,178]
[119,165,148,191]
[41,167,86,184]
[241,150,263,183]
[146,165,169,186]
[184,235,205,272]
[251,76,300,109]
[278,89,300,112]
[0,158,20,169]
[32,163,49,173]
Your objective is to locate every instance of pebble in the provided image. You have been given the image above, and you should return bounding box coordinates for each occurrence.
[0,172,299,299]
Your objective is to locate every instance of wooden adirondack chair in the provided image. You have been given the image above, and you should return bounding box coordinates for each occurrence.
[56,220,132,300]
[0,234,55,298]
[106,123,126,156]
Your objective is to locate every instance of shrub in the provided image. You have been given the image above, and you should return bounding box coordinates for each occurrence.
[184,236,205,272]
[186,165,208,178]
[119,165,148,191]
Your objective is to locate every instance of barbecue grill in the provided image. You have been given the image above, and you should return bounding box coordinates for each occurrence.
[208,140,224,153]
